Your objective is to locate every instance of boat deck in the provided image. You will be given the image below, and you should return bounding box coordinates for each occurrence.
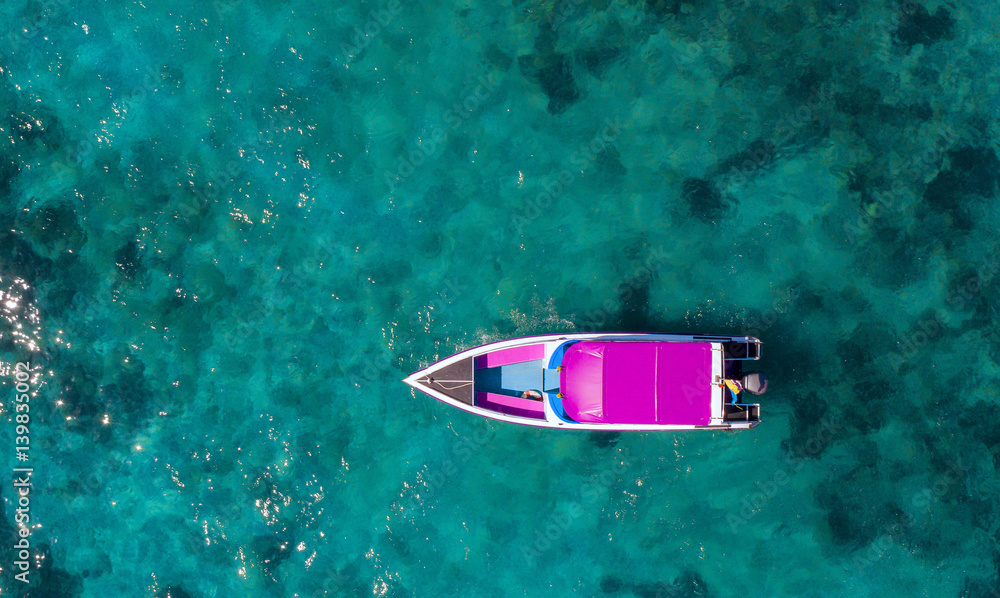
[417,356,474,405]
[474,360,544,396]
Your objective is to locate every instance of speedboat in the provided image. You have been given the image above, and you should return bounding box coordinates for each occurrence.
[403,333,767,431]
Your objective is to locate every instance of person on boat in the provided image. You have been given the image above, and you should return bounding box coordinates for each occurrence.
[723,379,743,404]
[521,390,543,401]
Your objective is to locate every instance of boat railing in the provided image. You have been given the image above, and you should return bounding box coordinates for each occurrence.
[723,402,760,422]
[724,339,762,360]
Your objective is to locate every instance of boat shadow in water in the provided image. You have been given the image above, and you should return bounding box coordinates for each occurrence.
[614,268,652,332]
[588,430,621,448]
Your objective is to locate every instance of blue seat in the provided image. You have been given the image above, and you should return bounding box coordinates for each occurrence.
[547,392,577,424]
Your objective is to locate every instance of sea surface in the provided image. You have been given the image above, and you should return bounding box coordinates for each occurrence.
[0,0,999,596]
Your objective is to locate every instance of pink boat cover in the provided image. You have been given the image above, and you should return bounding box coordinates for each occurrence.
[476,392,545,419]
[475,343,545,369]
[559,342,714,425]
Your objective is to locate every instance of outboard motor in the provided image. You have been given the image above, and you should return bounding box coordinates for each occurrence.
[741,372,768,395]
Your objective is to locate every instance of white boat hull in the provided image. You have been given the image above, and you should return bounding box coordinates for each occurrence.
[404,333,763,431]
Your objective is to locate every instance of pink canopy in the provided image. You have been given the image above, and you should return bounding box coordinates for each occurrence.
[559,342,714,425]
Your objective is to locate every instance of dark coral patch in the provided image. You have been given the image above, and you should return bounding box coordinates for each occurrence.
[411,185,463,224]
[922,146,1000,230]
[681,178,730,222]
[578,46,623,76]
[924,147,1000,210]
[643,0,682,21]
[519,53,580,115]
[844,379,894,433]
[782,390,837,459]
[713,139,778,187]
[0,228,54,282]
[115,240,142,280]
[96,355,155,436]
[252,528,295,578]
[0,153,18,195]
[21,542,84,597]
[895,4,955,49]
[816,468,901,549]
[518,22,580,114]
[835,84,891,122]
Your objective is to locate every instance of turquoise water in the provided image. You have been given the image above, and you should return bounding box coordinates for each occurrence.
[1,0,999,595]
